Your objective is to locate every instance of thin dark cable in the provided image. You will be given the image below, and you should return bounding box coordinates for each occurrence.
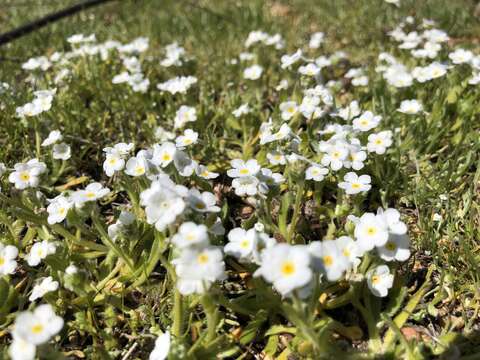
[0,0,116,46]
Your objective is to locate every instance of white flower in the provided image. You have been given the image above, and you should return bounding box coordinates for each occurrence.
[125,155,148,177]
[305,164,328,181]
[309,32,325,49]
[257,168,284,193]
[367,265,394,297]
[281,49,302,69]
[161,42,186,67]
[8,159,47,190]
[344,147,367,171]
[315,56,331,69]
[41,130,62,146]
[279,101,298,120]
[254,243,312,296]
[367,131,393,154]
[103,142,134,156]
[195,165,219,179]
[232,103,251,118]
[25,240,56,267]
[449,48,473,64]
[47,196,73,224]
[157,76,197,94]
[16,102,42,118]
[172,222,209,249]
[309,240,349,281]
[243,65,263,80]
[245,30,269,47]
[267,151,286,165]
[140,182,186,231]
[351,75,369,87]
[152,142,177,168]
[468,72,480,85]
[336,236,363,268]
[260,123,292,145]
[227,159,260,178]
[22,56,51,71]
[187,189,220,213]
[173,246,226,295]
[149,331,170,360]
[413,62,447,82]
[52,143,71,160]
[276,79,289,91]
[225,228,258,260]
[29,276,59,302]
[103,153,125,177]
[299,63,320,77]
[423,29,449,43]
[337,101,361,121]
[377,234,410,261]
[8,335,36,360]
[299,95,320,118]
[176,129,198,148]
[377,208,408,235]
[397,100,423,114]
[0,244,18,275]
[173,150,198,177]
[13,304,63,345]
[338,172,371,195]
[112,72,130,84]
[352,111,381,132]
[174,105,197,128]
[232,176,259,196]
[354,213,389,252]
[67,33,96,44]
[0,163,6,177]
[383,65,413,88]
[71,182,110,206]
[321,143,348,171]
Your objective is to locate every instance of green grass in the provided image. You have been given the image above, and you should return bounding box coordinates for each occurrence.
[0,0,479,359]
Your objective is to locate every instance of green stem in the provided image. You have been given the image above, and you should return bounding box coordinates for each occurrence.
[34,118,41,158]
[200,293,219,344]
[172,288,184,338]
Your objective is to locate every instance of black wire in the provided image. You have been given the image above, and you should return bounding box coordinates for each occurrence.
[0,0,116,46]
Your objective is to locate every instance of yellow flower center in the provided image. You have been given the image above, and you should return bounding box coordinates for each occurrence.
[366,227,377,236]
[195,202,206,210]
[135,166,145,175]
[86,192,95,199]
[351,183,361,189]
[371,275,380,284]
[323,255,333,267]
[58,207,66,215]
[0,257,4,266]
[31,324,44,334]
[162,153,171,162]
[385,242,397,251]
[197,253,209,264]
[186,232,196,241]
[20,172,30,181]
[108,158,117,165]
[240,239,250,249]
[281,261,296,276]
[342,249,350,257]
[375,139,383,145]
[239,168,250,175]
